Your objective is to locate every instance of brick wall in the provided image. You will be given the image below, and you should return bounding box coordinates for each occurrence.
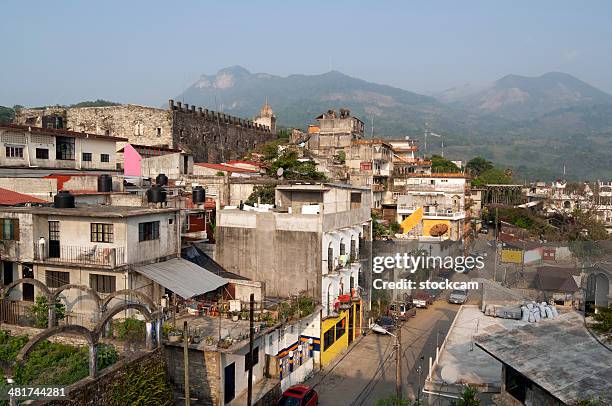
[164,344,220,406]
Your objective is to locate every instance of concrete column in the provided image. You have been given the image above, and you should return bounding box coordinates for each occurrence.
[89,344,98,378]
[145,321,153,350]
[168,99,175,110]
[177,102,182,110]
[156,318,162,348]
[47,295,55,328]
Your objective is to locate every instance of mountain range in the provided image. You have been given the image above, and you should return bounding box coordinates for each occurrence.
[176,66,612,181]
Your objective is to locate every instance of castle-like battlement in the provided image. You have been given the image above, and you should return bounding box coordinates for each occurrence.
[168,99,270,133]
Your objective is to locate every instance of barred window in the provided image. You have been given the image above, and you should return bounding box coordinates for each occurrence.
[90,223,114,243]
[139,221,159,241]
[45,271,70,288]
[5,146,24,159]
[36,148,49,159]
[90,274,116,294]
[56,136,75,160]
[100,154,110,163]
[82,152,92,162]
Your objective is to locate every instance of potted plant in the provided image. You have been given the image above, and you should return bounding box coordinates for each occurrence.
[230,311,240,322]
[240,310,249,321]
[168,329,182,343]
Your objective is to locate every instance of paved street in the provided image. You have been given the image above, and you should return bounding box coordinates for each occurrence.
[306,300,462,405]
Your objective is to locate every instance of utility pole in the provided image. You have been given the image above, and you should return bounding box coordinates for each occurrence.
[395,303,402,402]
[493,207,499,282]
[183,321,190,406]
[247,293,255,406]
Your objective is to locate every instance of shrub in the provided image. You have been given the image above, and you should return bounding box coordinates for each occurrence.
[29,295,66,328]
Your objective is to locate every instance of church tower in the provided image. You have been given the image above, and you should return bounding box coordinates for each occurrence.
[254,99,276,134]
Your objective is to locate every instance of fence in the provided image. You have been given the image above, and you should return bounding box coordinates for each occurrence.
[0,299,34,326]
[36,245,126,267]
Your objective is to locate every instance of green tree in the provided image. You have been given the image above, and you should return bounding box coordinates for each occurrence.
[450,386,480,406]
[472,168,512,186]
[466,157,493,177]
[431,155,460,173]
[246,184,276,205]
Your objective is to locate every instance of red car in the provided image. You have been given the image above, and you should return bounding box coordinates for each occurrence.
[277,385,319,406]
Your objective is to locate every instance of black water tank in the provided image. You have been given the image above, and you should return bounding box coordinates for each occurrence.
[97,174,112,192]
[192,186,205,204]
[156,173,168,186]
[147,185,167,203]
[54,191,75,208]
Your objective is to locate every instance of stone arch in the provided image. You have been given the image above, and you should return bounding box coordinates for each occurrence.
[100,289,157,312]
[1,278,51,299]
[16,325,99,378]
[52,284,101,307]
[94,302,154,337]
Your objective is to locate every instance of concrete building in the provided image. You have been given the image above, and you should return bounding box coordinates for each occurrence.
[346,139,394,209]
[215,182,372,366]
[120,143,193,178]
[395,173,467,241]
[304,109,364,158]
[1,124,125,171]
[14,101,274,164]
[0,202,221,327]
[476,311,612,405]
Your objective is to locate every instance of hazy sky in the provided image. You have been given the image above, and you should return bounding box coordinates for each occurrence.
[2,0,611,107]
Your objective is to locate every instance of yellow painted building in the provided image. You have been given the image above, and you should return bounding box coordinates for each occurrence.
[501,248,523,264]
[422,219,451,238]
[320,300,362,366]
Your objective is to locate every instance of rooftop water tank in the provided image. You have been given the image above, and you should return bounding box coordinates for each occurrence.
[192,186,205,204]
[97,174,112,193]
[156,173,168,186]
[147,185,167,204]
[54,191,75,208]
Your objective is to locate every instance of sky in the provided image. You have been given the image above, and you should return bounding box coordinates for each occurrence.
[2,0,612,107]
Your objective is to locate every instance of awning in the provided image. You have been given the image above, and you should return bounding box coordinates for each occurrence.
[135,257,228,298]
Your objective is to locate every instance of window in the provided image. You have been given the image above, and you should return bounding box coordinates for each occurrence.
[90,274,116,293]
[324,328,335,350]
[156,127,162,136]
[5,146,24,159]
[336,319,346,339]
[82,152,92,162]
[45,270,69,288]
[56,136,75,160]
[35,148,49,159]
[90,223,114,243]
[139,221,159,241]
[244,346,259,371]
[0,219,19,241]
[100,154,110,163]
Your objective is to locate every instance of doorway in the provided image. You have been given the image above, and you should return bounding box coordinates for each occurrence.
[22,265,34,302]
[224,362,235,404]
[49,221,60,258]
[2,262,13,285]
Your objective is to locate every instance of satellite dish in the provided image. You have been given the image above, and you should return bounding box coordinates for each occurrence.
[440,365,459,384]
[277,167,284,177]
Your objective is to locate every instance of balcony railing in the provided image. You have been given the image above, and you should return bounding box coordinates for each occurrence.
[35,245,126,267]
[397,206,465,220]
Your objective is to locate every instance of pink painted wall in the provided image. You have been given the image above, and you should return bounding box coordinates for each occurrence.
[123,144,142,177]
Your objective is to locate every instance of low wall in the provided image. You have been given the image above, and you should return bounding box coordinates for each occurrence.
[38,348,172,406]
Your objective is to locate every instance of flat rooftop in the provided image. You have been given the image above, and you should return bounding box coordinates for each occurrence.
[0,204,178,217]
[430,305,527,388]
[476,311,612,404]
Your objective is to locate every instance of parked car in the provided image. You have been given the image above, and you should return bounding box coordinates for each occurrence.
[373,316,396,334]
[387,303,416,320]
[277,385,319,406]
[412,291,434,308]
[448,289,469,304]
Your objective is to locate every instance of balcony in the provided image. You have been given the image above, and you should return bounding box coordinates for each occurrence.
[34,245,126,267]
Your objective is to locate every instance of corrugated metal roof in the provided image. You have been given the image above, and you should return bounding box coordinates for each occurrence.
[135,258,227,298]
